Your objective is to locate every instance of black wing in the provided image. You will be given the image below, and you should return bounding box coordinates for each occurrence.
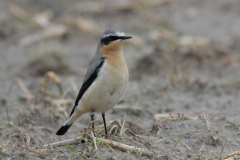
[69,58,105,117]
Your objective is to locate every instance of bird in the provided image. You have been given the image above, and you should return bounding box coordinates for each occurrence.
[56,29,132,136]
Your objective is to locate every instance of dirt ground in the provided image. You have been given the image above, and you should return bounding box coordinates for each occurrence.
[1,0,240,159]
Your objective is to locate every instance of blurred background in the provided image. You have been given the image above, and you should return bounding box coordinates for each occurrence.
[1,0,240,159]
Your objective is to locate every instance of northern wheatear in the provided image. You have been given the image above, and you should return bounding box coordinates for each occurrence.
[56,29,132,136]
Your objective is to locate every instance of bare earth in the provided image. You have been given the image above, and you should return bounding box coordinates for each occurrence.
[0,0,240,159]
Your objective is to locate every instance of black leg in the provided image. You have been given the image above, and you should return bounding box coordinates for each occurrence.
[91,111,94,129]
[102,113,108,135]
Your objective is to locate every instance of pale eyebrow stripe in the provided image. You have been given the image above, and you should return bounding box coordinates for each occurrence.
[115,32,125,37]
[102,32,125,39]
[102,34,114,38]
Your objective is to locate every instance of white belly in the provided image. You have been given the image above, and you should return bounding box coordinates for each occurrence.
[79,62,128,113]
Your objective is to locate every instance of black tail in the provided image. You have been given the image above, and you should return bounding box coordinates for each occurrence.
[56,124,72,136]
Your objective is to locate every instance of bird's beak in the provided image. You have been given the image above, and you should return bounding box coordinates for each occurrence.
[120,36,132,40]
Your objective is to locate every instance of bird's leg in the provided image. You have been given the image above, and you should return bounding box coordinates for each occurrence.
[102,113,108,136]
[91,111,94,129]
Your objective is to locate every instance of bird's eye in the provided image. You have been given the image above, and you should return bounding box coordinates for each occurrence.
[108,35,118,41]
[109,35,114,40]
[101,35,119,45]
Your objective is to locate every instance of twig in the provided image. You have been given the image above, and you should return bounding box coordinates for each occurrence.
[155,113,198,120]
[0,140,11,150]
[123,136,145,150]
[98,138,153,157]
[19,25,67,46]
[219,140,227,160]
[86,117,101,131]
[41,71,62,95]
[44,136,153,157]
[74,125,81,134]
[120,113,126,136]
[34,126,54,133]
[22,145,46,158]
[91,131,98,151]
[41,98,73,106]
[16,78,33,100]
[224,151,240,159]
[203,111,210,130]
[126,128,155,153]
[108,125,118,136]
[52,99,73,106]
[61,87,70,99]
[114,105,142,111]
[43,137,87,147]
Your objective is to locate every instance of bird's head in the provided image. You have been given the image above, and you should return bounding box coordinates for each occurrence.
[99,29,132,52]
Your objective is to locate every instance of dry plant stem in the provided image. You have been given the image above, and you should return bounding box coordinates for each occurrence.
[42,71,62,95]
[74,125,81,134]
[22,145,45,157]
[126,128,156,153]
[91,131,98,151]
[203,111,210,130]
[41,98,73,106]
[114,105,142,111]
[86,117,101,130]
[123,136,145,150]
[16,78,33,100]
[224,151,240,159]
[219,140,227,160]
[0,140,11,150]
[44,90,61,98]
[98,138,153,157]
[120,113,126,136]
[43,137,87,148]
[64,16,101,36]
[19,25,67,46]
[155,113,198,120]
[43,137,152,157]
[51,99,73,106]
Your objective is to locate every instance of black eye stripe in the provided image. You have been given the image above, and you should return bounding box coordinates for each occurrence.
[109,36,119,41]
[101,35,121,45]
